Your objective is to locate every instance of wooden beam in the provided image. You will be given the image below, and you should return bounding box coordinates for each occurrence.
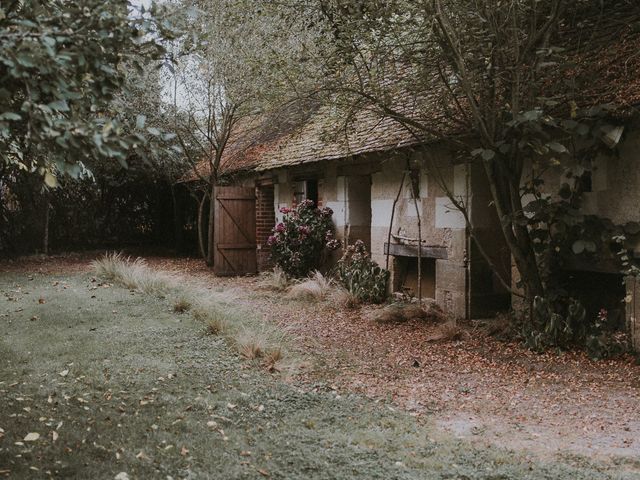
[384,243,448,260]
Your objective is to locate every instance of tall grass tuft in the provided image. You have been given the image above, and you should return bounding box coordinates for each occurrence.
[92,252,174,295]
[287,271,333,302]
[258,266,290,292]
[173,295,192,313]
[194,306,232,336]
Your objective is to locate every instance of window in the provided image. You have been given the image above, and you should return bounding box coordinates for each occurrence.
[293,179,318,206]
[578,170,592,193]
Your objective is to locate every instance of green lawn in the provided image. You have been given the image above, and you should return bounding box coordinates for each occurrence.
[0,270,634,479]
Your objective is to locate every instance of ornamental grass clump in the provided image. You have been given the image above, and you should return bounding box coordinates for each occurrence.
[268,200,340,277]
[334,240,390,304]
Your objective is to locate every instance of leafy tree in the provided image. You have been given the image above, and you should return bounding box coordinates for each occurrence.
[296,0,629,315]
[0,0,179,185]
[0,0,184,255]
[170,0,320,264]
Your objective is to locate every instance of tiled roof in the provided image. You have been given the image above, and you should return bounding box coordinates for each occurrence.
[192,3,640,179]
[221,107,428,174]
[565,4,640,108]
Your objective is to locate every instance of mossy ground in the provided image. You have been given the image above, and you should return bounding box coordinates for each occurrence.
[0,270,635,479]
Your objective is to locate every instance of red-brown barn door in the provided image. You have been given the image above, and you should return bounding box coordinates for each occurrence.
[213,186,257,276]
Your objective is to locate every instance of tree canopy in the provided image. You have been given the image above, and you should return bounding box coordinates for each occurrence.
[0,0,180,185]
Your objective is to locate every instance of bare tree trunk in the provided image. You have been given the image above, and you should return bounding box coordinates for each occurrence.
[410,172,422,305]
[171,184,181,253]
[479,158,544,301]
[42,201,50,256]
[197,192,207,260]
[206,182,216,267]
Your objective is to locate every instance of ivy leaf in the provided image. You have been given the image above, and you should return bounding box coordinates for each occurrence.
[48,100,70,112]
[44,172,58,188]
[481,149,495,160]
[547,142,567,153]
[0,112,21,121]
[136,114,146,129]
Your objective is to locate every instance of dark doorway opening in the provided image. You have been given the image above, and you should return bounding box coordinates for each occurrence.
[560,270,626,330]
[393,256,436,299]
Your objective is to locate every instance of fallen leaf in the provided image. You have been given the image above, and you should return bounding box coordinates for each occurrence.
[135,451,149,461]
[52,431,59,442]
[23,432,40,442]
[180,446,189,456]
[59,369,69,377]
[257,468,270,477]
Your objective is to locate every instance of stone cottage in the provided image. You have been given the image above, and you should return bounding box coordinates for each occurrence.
[189,3,640,341]
[204,105,511,320]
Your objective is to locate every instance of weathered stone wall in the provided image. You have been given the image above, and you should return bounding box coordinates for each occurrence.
[247,148,511,319]
[368,150,469,318]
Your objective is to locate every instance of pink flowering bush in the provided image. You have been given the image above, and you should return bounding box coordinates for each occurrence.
[268,200,339,277]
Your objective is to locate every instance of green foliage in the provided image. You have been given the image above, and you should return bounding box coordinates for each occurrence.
[523,296,630,359]
[523,296,582,352]
[334,240,389,304]
[0,158,179,256]
[0,0,180,183]
[268,200,338,277]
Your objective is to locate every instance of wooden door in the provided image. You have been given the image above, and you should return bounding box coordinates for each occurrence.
[213,186,257,276]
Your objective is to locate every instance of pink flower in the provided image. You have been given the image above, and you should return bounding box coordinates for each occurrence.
[597,308,608,322]
[298,225,310,236]
[279,206,291,214]
[327,239,341,250]
[275,223,285,233]
[267,235,276,245]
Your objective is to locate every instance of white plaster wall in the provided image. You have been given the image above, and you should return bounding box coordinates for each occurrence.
[326,201,346,228]
[435,197,465,229]
[371,199,395,227]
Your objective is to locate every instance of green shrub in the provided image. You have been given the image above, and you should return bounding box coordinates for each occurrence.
[522,296,630,359]
[334,240,389,304]
[268,200,339,277]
